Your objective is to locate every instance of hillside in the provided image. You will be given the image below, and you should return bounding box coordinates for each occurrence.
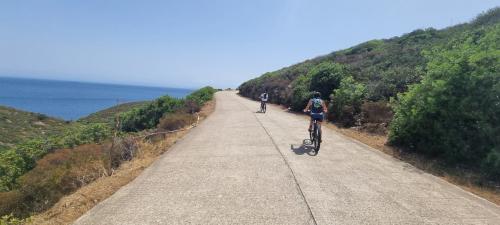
[0,101,148,152]
[78,101,149,126]
[0,106,69,151]
[239,8,500,180]
[239,7,500,116]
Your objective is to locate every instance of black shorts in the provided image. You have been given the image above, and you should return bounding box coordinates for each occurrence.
[310,112,324,122]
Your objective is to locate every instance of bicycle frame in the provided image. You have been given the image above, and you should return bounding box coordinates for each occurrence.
[310,118,322,151]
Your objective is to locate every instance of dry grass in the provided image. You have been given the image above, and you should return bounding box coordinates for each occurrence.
[324,122,500,205]
[157,113,196,131]
[28,100,216,225]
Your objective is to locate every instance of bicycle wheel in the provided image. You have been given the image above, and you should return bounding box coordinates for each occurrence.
[263,103,266,113]
[314,124,321,151]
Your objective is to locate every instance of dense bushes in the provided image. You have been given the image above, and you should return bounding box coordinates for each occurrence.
[120,96,183,132]
[185,86,216,112]
[330,76,366,126]
[0,123,111,192]
[0,139,138,217]
[289,75,313,111]
[308,62,346,99]
[120,86,216,132]
[389,25,500,178]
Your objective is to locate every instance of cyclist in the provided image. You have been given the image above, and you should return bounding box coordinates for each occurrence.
[303,91,328,133]
[260,90,269,112]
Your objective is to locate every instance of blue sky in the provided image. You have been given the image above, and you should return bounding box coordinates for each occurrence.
[1,0,499,88]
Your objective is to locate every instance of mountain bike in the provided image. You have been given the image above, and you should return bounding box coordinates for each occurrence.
[260,101,267,113]
[308,112,323,153]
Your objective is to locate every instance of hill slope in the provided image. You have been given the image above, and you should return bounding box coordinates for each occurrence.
[0,101,148,152]
[78,101,149,126]
[239,7,500,114]
[239,8,500,180]
[0,106,69,151]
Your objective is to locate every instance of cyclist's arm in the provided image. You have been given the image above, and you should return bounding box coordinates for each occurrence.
[303,100,312,112]
[322,101,328,113]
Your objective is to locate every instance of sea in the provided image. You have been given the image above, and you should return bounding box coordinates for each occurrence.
[0,77,193,120]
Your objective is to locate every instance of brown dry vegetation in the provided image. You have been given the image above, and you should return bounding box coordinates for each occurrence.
[27,99,216,225]
[157,113,196,131]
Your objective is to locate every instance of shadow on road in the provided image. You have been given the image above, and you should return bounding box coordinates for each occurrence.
[290,143,317,156]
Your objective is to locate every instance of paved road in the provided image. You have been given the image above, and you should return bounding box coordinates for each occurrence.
[74,91,500,225]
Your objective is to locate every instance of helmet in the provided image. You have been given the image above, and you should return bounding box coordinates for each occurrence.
[313,91,321,99]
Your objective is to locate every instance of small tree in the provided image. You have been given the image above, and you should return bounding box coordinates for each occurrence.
[330,76,366,126]
[289,74,312,111]
[308,62,348,99]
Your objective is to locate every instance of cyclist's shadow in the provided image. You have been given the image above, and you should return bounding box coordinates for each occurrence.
[290,142,316,156]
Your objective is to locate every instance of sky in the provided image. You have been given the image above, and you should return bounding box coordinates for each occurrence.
[0,0,499,89]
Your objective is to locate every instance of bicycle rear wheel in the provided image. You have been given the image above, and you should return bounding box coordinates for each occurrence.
[314,124,321,151]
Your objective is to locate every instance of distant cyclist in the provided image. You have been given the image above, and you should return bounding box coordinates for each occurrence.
[260,91,269,112]
[303,92,328,132]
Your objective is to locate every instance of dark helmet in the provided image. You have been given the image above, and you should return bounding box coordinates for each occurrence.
[313,91,321,99]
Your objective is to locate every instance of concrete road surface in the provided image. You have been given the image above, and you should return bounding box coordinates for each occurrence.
[74,91,500,225]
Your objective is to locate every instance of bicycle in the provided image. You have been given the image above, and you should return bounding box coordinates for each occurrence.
[260,101,267,113]
[306,112,323,154]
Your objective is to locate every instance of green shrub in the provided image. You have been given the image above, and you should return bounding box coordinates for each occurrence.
[120,96,183,132]
[0,151,29,192]
[389,25,500,172]
[0,214,28,225]
[289,75,312,111]
[61,123,111,148]
[308,62,348,98]
[120,87,215,132]
[482,148,500,179]
[330,76,366,126]
[185,86,216,111]
[0,123,111,192]
[366,66,423,101]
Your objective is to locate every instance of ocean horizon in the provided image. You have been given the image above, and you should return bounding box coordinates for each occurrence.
[0,77,193,120]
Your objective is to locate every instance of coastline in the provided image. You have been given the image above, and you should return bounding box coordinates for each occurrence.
[0,77,194,120]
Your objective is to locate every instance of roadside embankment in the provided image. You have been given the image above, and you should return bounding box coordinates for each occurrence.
[28,99,216,225]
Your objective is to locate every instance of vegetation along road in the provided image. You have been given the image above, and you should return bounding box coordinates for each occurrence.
[73,91,500,225]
